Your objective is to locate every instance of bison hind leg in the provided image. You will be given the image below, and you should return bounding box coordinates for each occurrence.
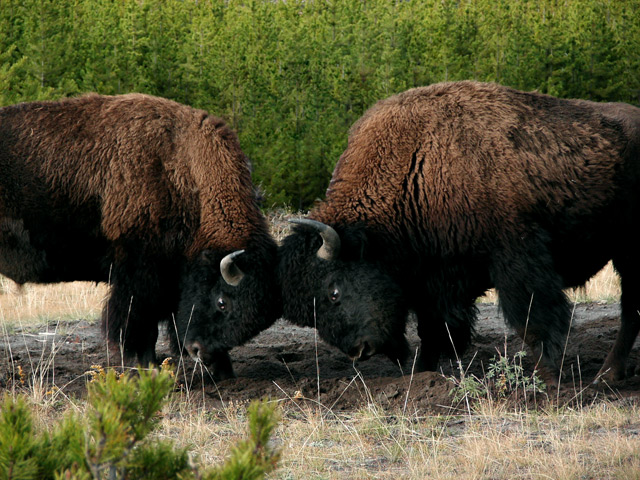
[0,218,49,284]
[596,256,640,383]
[492,271,570,386]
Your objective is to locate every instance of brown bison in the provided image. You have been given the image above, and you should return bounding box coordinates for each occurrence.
[0,93,280,379]
[278,81,640,385]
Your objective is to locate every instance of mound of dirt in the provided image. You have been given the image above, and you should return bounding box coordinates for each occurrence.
[2,303,639,412]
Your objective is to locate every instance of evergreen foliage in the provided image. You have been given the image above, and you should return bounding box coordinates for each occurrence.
[0,366,280,479]
[1,0,639,208]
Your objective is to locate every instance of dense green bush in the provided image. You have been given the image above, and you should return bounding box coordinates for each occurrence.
[1,0,639,208]
[0,366,280,479]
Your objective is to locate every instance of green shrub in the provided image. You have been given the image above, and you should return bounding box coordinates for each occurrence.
[0,366,280,480]
[449,350,546,405]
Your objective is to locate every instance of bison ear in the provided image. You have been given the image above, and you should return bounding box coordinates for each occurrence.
[220,250,246,287]
[289,218,341,261]
[199,250,216,265]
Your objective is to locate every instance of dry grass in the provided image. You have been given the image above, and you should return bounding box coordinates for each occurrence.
[568,260,621,303]
[0,275,106,327]
[151,386,640,480]
[479,260,621,304]
[270,401,640,480]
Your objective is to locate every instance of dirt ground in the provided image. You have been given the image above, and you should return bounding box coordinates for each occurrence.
[2,302,639,412]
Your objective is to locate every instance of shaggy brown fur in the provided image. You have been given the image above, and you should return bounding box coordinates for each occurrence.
[1,93,279,374]
[280,81,640,384]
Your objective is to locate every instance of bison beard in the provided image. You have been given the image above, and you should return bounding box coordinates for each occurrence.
[0,93,280,380]
[279,81,640,386]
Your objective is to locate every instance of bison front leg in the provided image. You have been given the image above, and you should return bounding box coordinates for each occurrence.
[102,256,178,367]
[596,256,640,383]
[414,302,475,372]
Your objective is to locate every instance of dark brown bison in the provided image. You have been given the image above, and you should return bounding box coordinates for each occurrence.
[278,81,640,385]
[0,93,280,379]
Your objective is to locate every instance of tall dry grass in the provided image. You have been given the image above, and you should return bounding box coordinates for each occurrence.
[479,260,620,303]
[0,276,106,327]
[154,379,640,480]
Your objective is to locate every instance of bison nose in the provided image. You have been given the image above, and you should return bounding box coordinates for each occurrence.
[187,341,204,362]
[348,339,375,361]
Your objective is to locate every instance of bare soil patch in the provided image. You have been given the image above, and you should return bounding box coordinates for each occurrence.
[2,303,639,412]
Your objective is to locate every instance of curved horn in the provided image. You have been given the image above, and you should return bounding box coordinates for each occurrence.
[289,218,341,261]
[220,250,246,286]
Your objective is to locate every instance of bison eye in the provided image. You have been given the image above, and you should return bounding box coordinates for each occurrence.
[328,285,341,303]
[216,295,230,312]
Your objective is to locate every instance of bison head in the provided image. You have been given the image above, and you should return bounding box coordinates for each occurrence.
[278,219,410,366]
[173,247,281,380]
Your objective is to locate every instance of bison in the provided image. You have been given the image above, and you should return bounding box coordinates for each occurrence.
[0,93,280,379]
[278,81,640,385]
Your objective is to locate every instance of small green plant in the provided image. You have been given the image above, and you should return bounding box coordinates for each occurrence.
[448,362,487,404]
[449,350,546,405]
[209,401,281,480]
[485,350,546,399]
[0,364,280,479]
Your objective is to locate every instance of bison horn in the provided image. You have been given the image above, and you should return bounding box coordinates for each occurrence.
[289,218,341,261]
[220,250,246,286]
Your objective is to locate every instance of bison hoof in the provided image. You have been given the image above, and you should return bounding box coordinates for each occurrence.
[593,364,626,385]
[534,365,562,391]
